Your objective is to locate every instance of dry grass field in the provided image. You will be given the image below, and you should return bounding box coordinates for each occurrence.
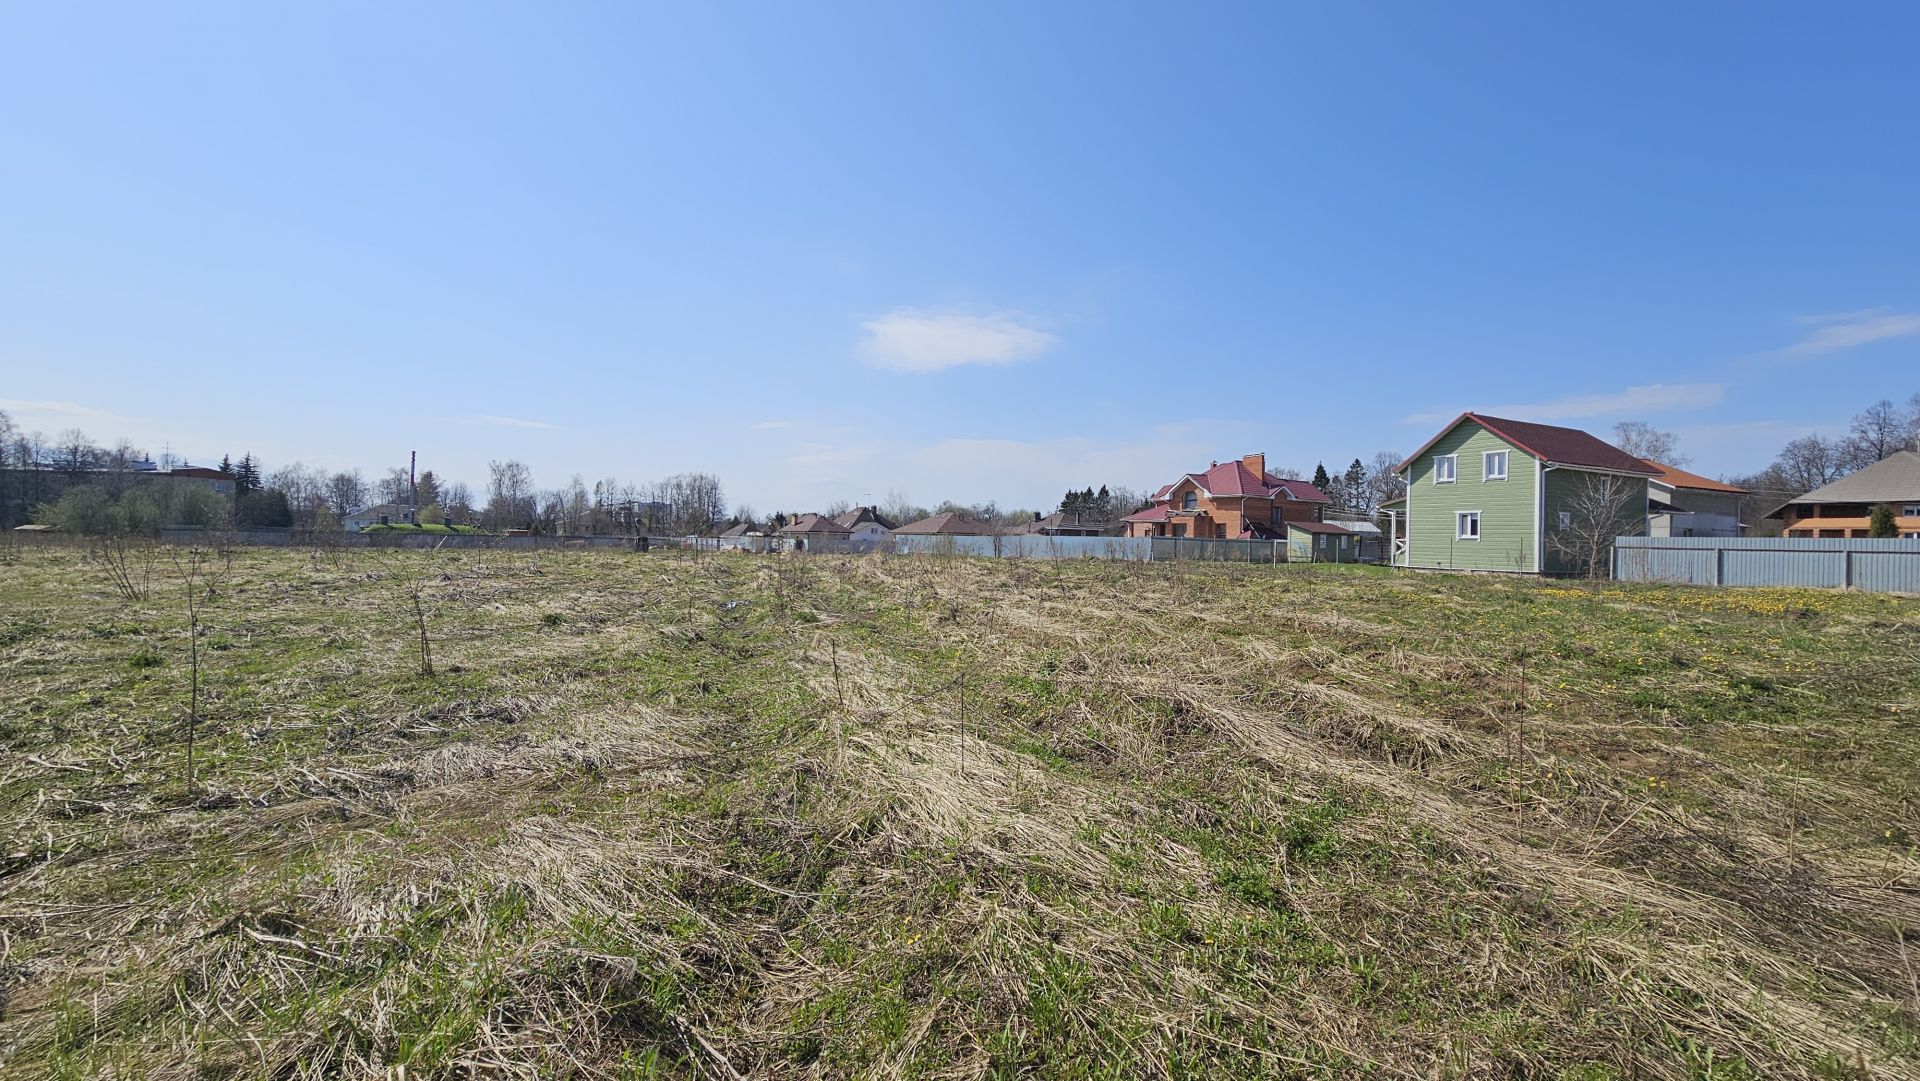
[1,544,1917,1080]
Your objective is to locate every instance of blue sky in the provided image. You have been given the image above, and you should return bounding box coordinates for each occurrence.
[3,2,1917,512]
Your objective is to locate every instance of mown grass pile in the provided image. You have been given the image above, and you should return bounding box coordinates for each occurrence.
[1,544,1916,1079]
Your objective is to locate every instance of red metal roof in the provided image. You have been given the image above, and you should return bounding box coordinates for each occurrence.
[1396,413,1656,476]
[1121,506,1170,523]
[1154,462,1331,504]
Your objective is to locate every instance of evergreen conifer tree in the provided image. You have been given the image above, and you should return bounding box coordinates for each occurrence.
[1868,503,1898,538]
[1343,459,1368,512]
[233,454,262,497]
[1312,463,1331,490]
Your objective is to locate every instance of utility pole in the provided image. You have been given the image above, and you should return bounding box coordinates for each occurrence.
[409,450,417,525]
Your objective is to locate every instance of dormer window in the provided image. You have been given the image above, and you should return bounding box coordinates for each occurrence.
[1182,491,1197,510]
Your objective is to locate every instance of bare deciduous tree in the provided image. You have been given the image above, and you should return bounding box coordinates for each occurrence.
[1546,473,1645,579]
[377,467,414,506]
[443,480,476,524]
[1848,398,1914,463]
[1773,434,1858,492]
[55,428,97,477]
[325,469,368,519]
[268,462,328,527]
[377,546,444,676]
[169,547,220,794]
[485,460,536,532]
[1366,450,1407,513]
[1611,422,1685,465]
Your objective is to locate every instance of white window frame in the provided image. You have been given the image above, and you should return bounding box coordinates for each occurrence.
[1483,450,1509,481]
[1456,510,1482,541]
[1433,454,1457,484]
[1903,504,1920,518]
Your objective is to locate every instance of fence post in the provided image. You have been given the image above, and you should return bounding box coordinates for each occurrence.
[1714,546,1724,587]
[1843,548,1854,589]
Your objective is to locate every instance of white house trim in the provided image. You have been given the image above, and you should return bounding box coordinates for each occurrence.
[1536,463,1551,574]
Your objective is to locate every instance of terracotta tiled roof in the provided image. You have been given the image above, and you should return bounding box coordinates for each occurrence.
[1121,506,1170,523]
[1640,460,1747,494]
[1397,413,1656,476]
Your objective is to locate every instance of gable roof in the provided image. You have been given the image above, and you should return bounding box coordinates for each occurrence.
[831,506,898,531]
[1157,461,1331,504]
[1640,460,1747,495]
[778,513,850,534]
[894,511,997,535]
[1773,450,1920,511]
[719,522,761,537]
[1121,505,1170,523]
[1287,520,1354,535]
[1397,413,1655,476]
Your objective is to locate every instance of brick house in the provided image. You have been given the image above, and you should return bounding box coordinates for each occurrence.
[1122,453,1329,539]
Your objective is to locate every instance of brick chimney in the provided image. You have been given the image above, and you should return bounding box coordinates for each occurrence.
[1241,451,1265,478]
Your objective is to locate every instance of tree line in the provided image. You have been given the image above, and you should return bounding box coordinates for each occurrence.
[0,411,730,537]
[9,391,1915,540]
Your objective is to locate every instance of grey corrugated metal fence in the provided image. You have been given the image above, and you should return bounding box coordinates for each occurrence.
[886,534,1317,563]
[1612,536,1920,592]
[889,534,1156,561]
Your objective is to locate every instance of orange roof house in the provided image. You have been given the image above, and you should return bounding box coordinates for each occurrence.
[1122,453,1328,539]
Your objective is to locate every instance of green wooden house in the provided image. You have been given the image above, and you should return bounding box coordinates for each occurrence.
[1391,413,1654,575]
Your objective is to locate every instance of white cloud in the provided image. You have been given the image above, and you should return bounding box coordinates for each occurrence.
[0,398,134,425]
[1777,308,1920,358]
[751,420,792,430]
[860,309,1056,373]
[1403,383,1725,426]
[450,414,555,430]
